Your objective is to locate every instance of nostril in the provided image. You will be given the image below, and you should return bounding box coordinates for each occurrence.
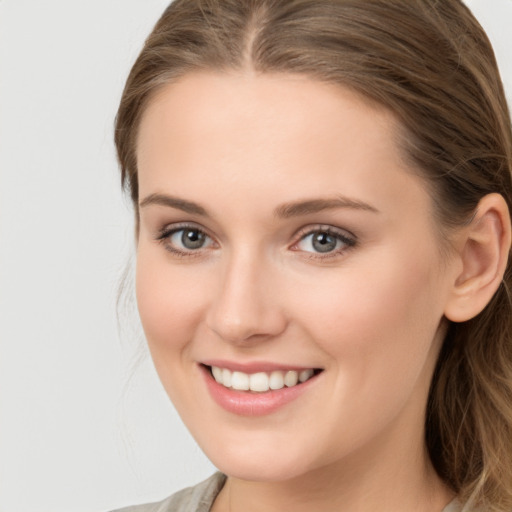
[207,314,289,345]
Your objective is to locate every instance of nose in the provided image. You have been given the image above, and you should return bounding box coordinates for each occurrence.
[205,250,287,345]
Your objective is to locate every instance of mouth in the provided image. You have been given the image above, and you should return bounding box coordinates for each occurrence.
[199,363,323,415]
[206,365,321,393]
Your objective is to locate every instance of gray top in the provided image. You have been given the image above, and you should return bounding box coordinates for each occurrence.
[111,472,463,512]
[111,473,227,512]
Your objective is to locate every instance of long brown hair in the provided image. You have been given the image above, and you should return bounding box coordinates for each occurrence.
[115,1,512,509]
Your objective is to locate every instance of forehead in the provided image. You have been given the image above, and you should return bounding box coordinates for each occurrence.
[137,71,398,166]
[136,71,429,219]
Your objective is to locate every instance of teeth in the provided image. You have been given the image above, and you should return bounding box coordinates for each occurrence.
[210,366,316,393]
[299,369,314,382]
[212,366,223,383]
[222,368,232,388]
[284,370,298,387]
[269,371,284,390]
[249,372,269,392]
[231,371,249,391]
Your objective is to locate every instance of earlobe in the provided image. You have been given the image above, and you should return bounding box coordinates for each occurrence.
[444,193,512,323]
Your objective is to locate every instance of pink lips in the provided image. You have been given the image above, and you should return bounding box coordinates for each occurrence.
[199,362,321,416]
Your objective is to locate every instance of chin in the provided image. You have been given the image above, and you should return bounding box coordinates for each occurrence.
[214,458,313,482]
[198,435,321,482]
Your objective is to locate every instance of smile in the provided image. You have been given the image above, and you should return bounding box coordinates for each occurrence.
[210,366,316,393]
[200,362,323,415]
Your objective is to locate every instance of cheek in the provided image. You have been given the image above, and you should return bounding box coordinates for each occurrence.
[135,247,209,357]
[294,247,446,391]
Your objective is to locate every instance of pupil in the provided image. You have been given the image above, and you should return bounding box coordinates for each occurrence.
[312,232,337,253]
[182,229,205,249]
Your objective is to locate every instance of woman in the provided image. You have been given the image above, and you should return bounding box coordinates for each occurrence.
[113,1,512,511]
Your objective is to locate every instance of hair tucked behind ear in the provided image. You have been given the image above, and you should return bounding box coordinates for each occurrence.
[115,1,512,509]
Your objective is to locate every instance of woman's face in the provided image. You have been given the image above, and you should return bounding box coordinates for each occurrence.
[135,72,460,481]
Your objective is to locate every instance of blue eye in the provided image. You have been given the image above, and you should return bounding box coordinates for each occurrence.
[296,229,355,254]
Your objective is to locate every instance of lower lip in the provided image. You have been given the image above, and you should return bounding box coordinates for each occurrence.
[200,365,320,416]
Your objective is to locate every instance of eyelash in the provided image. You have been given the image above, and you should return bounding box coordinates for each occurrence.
[155,223,357,260]
[156,223,215,258]
[291,226,357,260]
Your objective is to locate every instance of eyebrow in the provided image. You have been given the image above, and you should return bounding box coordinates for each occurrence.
[139,193,208,216]
[274,196,379,218]
[139,193,379,218]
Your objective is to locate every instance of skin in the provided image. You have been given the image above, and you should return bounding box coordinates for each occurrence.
[135,72,463,511]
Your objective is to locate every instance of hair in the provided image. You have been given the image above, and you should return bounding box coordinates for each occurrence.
[115,1,512,510]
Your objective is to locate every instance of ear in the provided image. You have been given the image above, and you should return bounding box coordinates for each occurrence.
[444,193,511,323]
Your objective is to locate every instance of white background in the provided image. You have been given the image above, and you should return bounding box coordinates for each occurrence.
[0,1,511,511]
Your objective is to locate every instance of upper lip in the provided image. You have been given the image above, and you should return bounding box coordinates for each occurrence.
[200,359,322,373]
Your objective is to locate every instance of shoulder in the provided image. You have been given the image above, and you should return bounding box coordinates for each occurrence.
[442,500,462,512]
[442,499,489,512]
[110,473,227,512]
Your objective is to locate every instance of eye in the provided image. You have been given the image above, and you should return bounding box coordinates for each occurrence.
[171,228,209,250]
[294,228,355,255]
[157,225,215,254]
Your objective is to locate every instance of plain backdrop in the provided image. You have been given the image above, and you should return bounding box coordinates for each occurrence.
[0,1,511,511]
